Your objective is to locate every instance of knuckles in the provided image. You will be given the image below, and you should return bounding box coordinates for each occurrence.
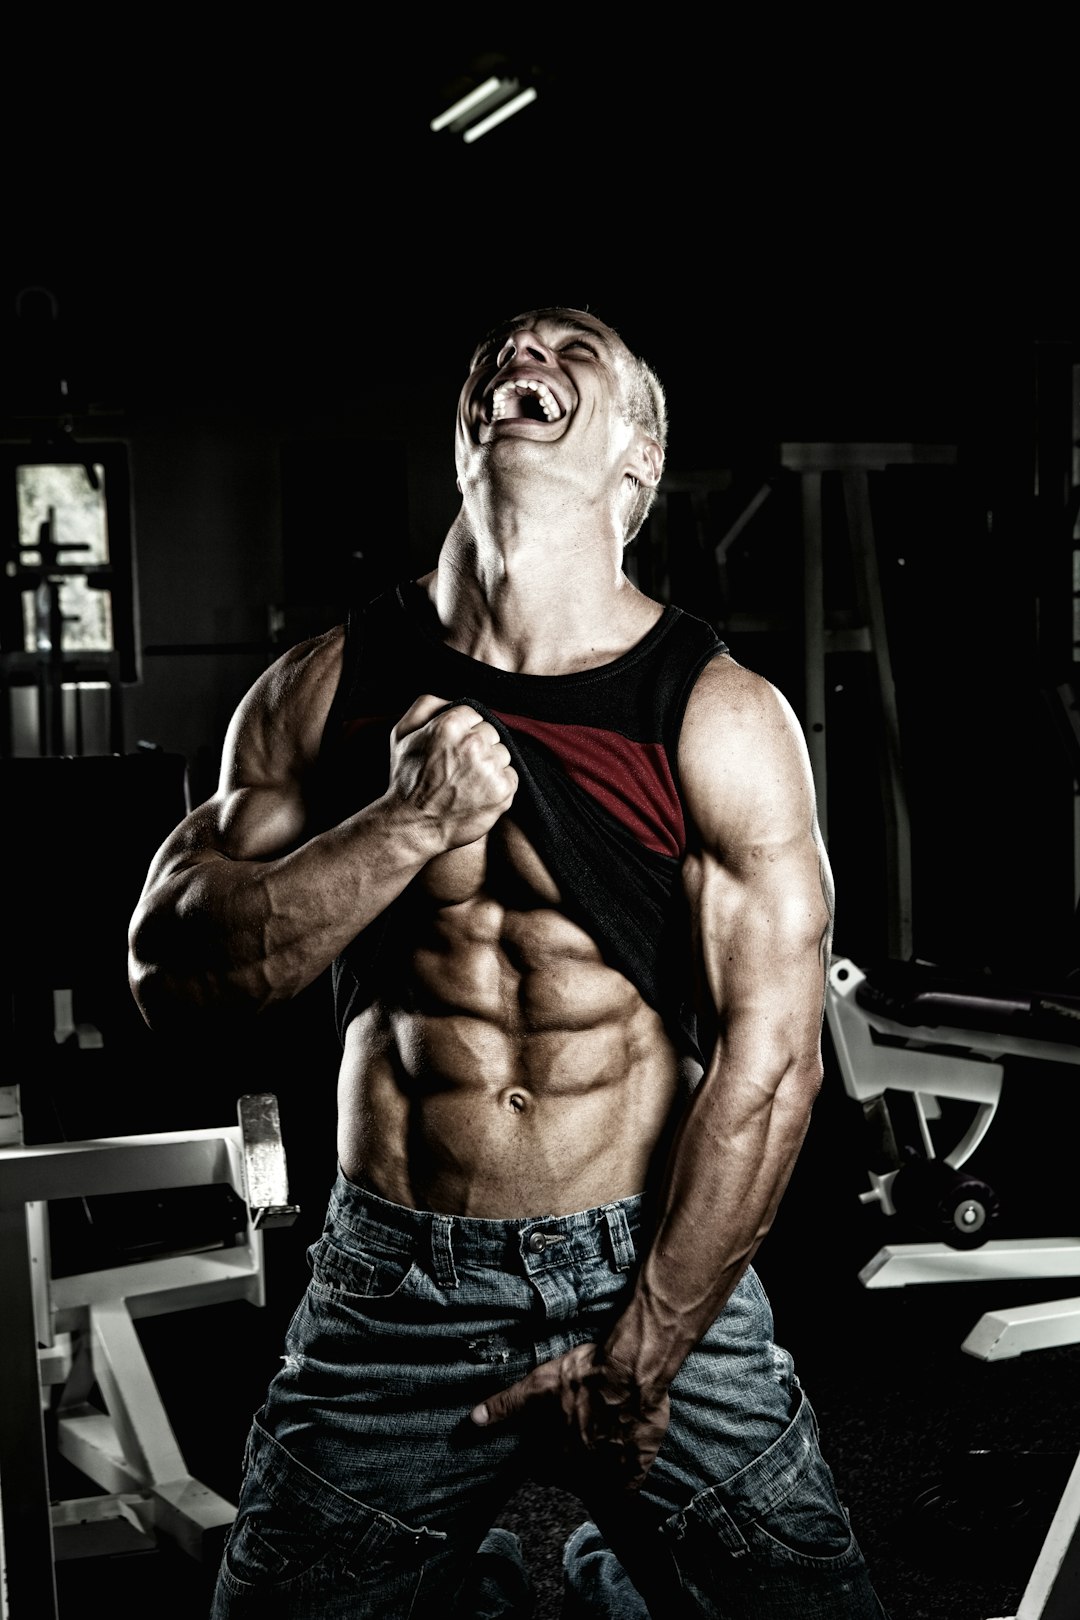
[434,706,475,740]
[389,703,516,827]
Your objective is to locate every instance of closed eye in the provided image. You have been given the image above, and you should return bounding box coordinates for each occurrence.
[561,339,599,357]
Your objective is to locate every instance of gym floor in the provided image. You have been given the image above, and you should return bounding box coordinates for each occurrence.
[41,1041,1080,1620]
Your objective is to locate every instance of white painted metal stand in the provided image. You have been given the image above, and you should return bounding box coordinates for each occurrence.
[826,957,1080,1363]
[986,1447,1080,1619]
[826,959,1080,1620]
[0,1095,297,1620]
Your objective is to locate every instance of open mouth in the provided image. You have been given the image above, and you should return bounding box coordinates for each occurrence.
[485,377,565,424]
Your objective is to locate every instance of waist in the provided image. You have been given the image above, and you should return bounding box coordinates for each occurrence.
[327,1165,649,1271]
[337,1010,686,1215]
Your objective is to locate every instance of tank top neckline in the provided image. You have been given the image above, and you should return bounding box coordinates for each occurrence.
[392,579,683,692]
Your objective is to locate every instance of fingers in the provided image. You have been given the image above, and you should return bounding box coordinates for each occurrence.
[392,697,509,762]
[452,714,509,763]
[470,1367,546,1427]
[470,1349,670,1499]
[472,1346,592,1430]
[392,695,494,736]
[498,764,518,808]
[388,696,517,851]
[436,712,516,801]
[393,700,510,766]
[392,693,456,739]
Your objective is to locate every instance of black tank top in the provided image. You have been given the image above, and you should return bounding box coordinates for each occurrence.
[317,581,725,1061]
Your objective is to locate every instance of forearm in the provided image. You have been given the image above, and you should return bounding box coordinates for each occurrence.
[604,1042,821,1394]
[469,1041,823,1484]
[129,791,434,1024]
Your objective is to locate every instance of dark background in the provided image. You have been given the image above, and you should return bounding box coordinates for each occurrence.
[3,23,1079,1620]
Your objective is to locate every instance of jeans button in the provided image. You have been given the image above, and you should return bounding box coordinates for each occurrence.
[528,1231,547,1253]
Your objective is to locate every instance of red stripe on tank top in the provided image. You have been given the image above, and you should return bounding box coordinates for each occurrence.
[490,710,684,858]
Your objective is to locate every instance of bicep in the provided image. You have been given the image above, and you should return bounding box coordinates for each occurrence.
[140,779,309,897]
[141,628,343,890]
[691,839,831,1058]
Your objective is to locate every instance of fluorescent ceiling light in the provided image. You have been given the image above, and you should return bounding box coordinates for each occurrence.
[462,85,538,143]
[429,76,503,133]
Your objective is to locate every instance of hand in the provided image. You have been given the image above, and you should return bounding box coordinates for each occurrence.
[388,695,518,854]
[470,1342,670,1495]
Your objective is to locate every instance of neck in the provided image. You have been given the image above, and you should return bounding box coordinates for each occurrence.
[430,505,657,676]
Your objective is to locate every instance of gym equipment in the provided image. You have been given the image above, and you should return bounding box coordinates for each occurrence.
[0,1093,299,1620]
[826,955,1080,1361]
[0,752,307,1615]
[888,1149,1001,1250]
[826,955,1080,1620]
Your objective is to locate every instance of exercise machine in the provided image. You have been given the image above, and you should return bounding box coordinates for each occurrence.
[826,954,1080,1619]
[827,955,1080,1360]
[0,1092,299,1620]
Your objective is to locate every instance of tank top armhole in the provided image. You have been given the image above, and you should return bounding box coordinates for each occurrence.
[663,619,728,825]
[317,604,366,766]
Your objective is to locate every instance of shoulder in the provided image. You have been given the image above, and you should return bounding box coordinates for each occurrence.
[679,651,806,756]
[257,624,345,714]
[678,653,818,844]
[224,626,345,784]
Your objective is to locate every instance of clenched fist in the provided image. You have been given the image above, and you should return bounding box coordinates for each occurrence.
[387,695,518,855]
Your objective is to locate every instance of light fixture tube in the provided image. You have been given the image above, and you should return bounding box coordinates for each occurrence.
[429,76,503,133]
[462,86,538,143]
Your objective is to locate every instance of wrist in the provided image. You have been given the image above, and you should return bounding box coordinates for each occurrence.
[602,1296,681,1404]
[370,789,446,866]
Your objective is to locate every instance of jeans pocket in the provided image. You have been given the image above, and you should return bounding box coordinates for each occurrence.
[218,1421,447,1603]
[663,1388,861,1577]
[309,1233,424,1302]
[742,1453,855,1567]
[223,1505,326,1588]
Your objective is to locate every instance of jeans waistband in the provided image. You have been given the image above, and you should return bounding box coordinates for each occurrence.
[327,1166,646,1275]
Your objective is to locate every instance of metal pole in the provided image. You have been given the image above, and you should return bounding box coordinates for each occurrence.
[801,472,828,843]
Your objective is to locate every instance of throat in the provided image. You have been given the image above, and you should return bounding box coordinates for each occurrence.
[430,530,665,673]
[440,573,655,676]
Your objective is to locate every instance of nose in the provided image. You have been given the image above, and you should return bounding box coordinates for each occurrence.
[496,330,554,368]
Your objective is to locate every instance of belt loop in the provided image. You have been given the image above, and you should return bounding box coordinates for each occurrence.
[604,1204,636,1272]
[664,1494,751,1559]
[430,1214,459,1288]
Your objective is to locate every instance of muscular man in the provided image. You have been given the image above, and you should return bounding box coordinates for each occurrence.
[129,307,887,1618]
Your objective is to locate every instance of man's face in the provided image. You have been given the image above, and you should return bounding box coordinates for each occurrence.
[455,308,651,501]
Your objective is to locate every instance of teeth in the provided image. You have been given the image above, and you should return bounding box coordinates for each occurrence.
[489,378,561,421]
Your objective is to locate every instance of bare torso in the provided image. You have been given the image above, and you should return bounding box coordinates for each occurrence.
[336,812,687,1217]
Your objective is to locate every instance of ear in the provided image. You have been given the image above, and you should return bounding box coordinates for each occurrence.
[626,431,663,490]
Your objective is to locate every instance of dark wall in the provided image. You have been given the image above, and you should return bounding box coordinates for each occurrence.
[3,25,1075,1165]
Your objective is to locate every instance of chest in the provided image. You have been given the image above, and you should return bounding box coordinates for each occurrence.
[419,816,562,911]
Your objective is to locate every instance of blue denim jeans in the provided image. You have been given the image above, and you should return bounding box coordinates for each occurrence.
[209,1170,887,1618]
